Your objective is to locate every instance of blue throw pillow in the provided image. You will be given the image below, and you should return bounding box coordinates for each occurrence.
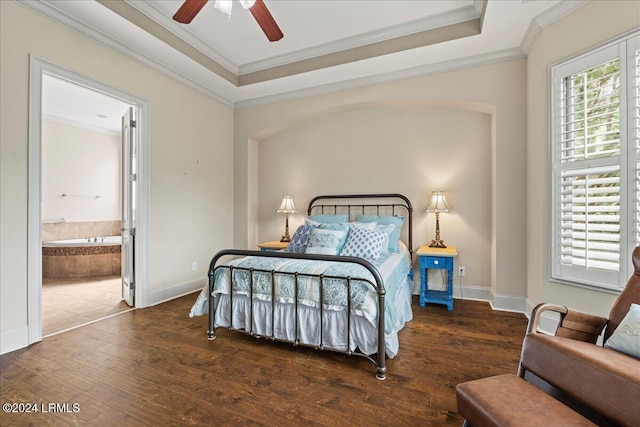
[605,303,640,360]
[307,214,349,224]
[285,224,318,253]
[355,215,404,252]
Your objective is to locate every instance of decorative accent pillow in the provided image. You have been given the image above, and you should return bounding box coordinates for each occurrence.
[340,227,387,260]
[373,223,395,255]
[349,221,378,230]
[306,214,349,225]
[305,227,347,255]
[604,303,640,360]
[318,222,350,253]
[356,215,404,252]
[285,224,318,253]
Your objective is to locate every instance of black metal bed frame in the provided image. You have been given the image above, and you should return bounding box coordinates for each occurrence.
[206,194,413,380]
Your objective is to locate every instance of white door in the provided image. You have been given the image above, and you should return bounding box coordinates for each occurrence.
[121,107,136,306]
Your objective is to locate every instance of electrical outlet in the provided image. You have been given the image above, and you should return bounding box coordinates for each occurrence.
[458,266,466,277]
[192,261,198,271]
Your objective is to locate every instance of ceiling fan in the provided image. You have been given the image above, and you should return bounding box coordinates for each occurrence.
[173,0,284,42]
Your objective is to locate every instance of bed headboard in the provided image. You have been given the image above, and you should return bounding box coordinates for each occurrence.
[307,193,414,259]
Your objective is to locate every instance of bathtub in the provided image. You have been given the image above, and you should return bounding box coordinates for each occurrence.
[42,235,122,247]
[42,235,121,278]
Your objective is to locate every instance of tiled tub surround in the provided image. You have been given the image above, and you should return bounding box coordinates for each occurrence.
[42,221,122,279]
[42,220,121,241]
[42,244,121,278]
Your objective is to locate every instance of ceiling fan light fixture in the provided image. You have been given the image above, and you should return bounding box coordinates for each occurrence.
[173,0,283,42]
[239,0,256,9]
[213,0,233,15]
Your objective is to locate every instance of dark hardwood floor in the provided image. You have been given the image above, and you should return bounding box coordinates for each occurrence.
[0,294,527,426]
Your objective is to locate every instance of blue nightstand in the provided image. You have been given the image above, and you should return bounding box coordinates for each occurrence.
[257,241,289,252]
[417,245,457,311]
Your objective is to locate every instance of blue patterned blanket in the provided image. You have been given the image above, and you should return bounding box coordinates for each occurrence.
[190,251,410,335]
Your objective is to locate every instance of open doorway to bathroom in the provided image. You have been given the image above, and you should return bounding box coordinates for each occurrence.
[40,74,133,336]
[28,57,149,345]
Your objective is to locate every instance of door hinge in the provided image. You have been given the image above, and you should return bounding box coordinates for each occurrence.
[130,227,136,236]
[129,281,136,291]
[130,119,137,128]
[130,173,137,182]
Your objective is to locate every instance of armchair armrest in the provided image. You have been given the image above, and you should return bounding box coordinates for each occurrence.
[527,303,608,344]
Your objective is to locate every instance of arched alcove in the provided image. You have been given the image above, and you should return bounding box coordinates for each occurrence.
[244,99,495,294]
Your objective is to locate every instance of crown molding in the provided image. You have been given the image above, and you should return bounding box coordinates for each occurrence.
[15,0,587,110]
[235,47,525,109]
[473,0,485,15]
[96,0,237,84]
[123,0,239,74]
[15,0,235,108]
[520,0,590,54]
[520,19,542,55]
[239,2,481,75]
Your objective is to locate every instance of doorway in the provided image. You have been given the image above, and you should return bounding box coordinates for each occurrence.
[28,57,150,343]
[40,75,132,335]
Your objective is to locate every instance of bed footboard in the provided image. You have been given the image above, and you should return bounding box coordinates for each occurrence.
[207,249,388,380]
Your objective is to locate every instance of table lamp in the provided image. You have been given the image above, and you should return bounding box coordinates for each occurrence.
[426,190,451,248]
[277,195,296,242]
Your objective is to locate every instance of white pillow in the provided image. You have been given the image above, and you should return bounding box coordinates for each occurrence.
[340,227,387,260]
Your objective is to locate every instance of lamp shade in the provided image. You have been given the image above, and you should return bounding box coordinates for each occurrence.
[426,190,451,213]
[277,195,296,214]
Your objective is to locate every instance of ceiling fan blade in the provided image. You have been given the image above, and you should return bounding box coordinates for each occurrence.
[249,0,283,42]
[173,0,209,24]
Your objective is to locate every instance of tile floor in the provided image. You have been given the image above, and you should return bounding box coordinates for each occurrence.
[42,274,132,336]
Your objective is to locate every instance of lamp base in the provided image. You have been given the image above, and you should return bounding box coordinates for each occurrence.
[280,213,291,242]
[429,239,447,248]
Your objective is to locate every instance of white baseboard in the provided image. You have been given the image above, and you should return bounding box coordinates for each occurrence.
[524,300,535,319]
[491,293,528,313]
[0,326,29,355]
[147,278,206,307]
[451,284,529,315]
[453,284,494,302]
[536,311,561,335]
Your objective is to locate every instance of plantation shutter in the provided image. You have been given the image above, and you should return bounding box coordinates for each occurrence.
[632,39,640,251]
[559,166,621,273]
[551,36,639,290]
[559,53,621,277]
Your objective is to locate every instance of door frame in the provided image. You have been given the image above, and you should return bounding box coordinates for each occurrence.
[28,56,150,344]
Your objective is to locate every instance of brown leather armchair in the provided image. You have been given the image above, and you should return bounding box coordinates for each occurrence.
[518,247,640,426]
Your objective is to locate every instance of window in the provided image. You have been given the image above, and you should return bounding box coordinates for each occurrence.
[551,33,640,291]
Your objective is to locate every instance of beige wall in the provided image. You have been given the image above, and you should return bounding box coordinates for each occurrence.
[526,1,640,316]
[235,60,528,309]
[5,0,629,347]
[42,120,121,222]
[0,2,234,338]
[258,106,492,291]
